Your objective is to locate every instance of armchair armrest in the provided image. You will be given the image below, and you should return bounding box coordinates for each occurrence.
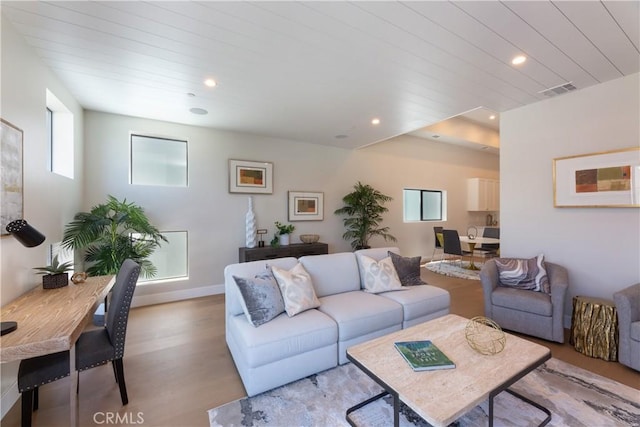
[479,260,499,318]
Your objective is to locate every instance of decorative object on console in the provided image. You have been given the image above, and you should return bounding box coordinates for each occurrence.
[288,191,324,221]
[245,196,257,248]
[465,316,506,355]
[33,255,74,289]
[256,229,267,247]
[299,234,319,244]
[553,147,639,208]
[1,119,23,235]
[229,159,273,194]
[334,181,397,250]
[271,221,295,247]
[5,220,45,247]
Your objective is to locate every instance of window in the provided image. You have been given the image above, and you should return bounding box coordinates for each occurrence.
[403,189,447,221]
[130,134,187,186]
[137,231,188,283]
[46,89,74,178]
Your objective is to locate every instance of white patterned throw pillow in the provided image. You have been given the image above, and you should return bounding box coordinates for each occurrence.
[360,255,403,294]
[271,263,321,317]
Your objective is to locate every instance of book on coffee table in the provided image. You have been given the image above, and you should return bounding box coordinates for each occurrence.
[394,340,456,371]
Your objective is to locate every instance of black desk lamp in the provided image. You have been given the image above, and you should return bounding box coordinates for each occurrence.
[2,219,46,335]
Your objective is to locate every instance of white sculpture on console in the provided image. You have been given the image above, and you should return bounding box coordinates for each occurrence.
[245,196,257,248]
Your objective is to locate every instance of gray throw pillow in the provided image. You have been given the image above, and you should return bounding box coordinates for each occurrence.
[233,270,285,327]
[495,254,550,293]
[388,251,425,286]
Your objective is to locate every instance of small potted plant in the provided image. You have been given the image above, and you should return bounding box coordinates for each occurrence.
[271,221,295,247]
[33,255,74,289]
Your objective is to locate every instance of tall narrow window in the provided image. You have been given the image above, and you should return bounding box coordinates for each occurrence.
[130,134,187,186]
[46,90,74,179]
[137,231,188,283]
[403,189,447,221]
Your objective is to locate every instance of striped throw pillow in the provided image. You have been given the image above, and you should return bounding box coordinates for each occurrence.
[495,254,550,293]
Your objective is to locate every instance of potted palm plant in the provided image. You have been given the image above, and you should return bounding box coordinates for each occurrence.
[334,181,397,250]
[34,255,74,289]
[62,195,167,278]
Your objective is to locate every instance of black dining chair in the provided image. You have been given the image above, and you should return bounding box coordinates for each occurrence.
[430,226,444,261]
[477,227,500,258]
[17,259,140,427]
[441,229,472,269]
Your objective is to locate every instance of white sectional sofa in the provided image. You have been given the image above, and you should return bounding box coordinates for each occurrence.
[224,247,450,396]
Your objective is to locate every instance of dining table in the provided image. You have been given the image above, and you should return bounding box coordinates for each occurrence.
[0,274,115,426]
[458,235,500,270]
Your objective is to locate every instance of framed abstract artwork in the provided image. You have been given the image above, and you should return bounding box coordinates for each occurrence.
[229,159,273,194]
[553,147,640,207]
[288,191,324,221]
[1,119,24,235]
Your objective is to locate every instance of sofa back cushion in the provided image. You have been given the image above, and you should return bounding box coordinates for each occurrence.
[299,252,360,297]
[224,257,298,317]
[355,247,400,290]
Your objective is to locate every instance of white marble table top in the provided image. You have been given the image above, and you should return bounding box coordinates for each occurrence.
[347,314,551,427]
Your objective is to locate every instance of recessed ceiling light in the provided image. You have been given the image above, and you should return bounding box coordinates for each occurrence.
[189,107,208,115]
[489,115,496,120]
[204,78,217,88]
[371,118,380,125]
[335,134,348,139]
[511,55,527,65]
[187,93,196,97]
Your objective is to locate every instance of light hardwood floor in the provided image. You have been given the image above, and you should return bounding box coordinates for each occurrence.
[2,268,639,426]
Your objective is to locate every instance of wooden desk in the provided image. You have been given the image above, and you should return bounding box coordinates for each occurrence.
[1,275,115,425]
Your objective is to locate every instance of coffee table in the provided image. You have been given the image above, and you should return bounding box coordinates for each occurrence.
[346,314,551,427]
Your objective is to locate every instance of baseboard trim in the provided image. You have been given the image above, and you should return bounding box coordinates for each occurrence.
[131,284,224,308]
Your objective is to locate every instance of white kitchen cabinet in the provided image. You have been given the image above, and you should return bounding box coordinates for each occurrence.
[467,178,500,211]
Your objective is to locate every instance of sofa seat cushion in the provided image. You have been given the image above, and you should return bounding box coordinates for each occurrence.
[631,321,640,342]
[491,287,552,316]
[318,291,402,342]
[228,309,337,368]
[380,285,450,322]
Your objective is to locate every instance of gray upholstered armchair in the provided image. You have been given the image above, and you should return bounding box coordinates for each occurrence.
[613,283,640,371]
[480,259,569,343]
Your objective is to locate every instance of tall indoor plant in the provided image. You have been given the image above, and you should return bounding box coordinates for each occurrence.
[334,181,397,250]
[62,195,167,278]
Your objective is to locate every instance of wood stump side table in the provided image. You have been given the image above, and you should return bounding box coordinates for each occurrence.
[569,296,618,361]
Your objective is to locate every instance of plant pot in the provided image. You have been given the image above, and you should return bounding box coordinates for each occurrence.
[43,273,69,289]
[279,234,290,246]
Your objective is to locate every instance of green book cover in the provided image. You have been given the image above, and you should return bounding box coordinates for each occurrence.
[394,340,456,371]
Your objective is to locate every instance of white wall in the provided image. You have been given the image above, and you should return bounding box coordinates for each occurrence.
[0,16,84,416]
[84,111,499,304]
[501,73,640,311]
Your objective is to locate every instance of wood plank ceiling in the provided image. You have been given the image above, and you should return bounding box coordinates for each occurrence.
[1,1,638,149]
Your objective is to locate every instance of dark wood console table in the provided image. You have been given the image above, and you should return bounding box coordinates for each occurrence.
[239,242,328,262]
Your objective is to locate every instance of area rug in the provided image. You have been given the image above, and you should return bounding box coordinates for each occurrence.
[424,260,480,280]
[208,358,639,426]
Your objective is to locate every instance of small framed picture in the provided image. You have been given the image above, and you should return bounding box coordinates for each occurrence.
[288,191,324,221]
[229,159,273,194]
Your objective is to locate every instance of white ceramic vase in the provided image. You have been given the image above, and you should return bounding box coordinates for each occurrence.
[279,234,290,246]
[245,197,257,248]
